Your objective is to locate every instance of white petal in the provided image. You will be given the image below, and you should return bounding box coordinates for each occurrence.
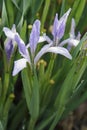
[11,24,16,33]
[46,47,72,59]
[70,18,76,38]
[12,58,27,76]
[68,39,79,46]
[3,27,15,39]
[59,38,79,47]
[38,36,46,43]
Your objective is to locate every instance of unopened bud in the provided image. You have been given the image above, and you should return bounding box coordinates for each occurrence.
[49,79,55,85]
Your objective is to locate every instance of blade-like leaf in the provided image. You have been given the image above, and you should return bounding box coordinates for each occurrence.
[23,0,31,15]
[75,0,86,25]
[0,121,4,130]
[21,68,32,110]
[29,71,39,120]
[1,0,8,25]
[11,0,20,10]
[6,0,14,26]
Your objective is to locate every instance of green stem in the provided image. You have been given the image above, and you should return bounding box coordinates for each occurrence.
[28,118,36,130]
[2,72,9,104]
[41,0,51,30]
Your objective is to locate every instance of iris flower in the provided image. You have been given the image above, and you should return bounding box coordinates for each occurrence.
[3,24,17,60]
[44,8,81,51]
[3,18,72,76]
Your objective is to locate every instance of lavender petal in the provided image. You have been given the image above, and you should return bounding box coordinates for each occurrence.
[15,34,30,63]
[52,13,59,40]
[4,39,14,60]
[29,20,40,54]
[56,8,71,39]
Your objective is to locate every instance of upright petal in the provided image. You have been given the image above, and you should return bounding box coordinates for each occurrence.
[29,20,40,54]
[76,32,81,40]
[11,24,16,33]
[70,18,76,38]
[12,58,27,76]
[52,14,59,40]
[56,8,71,40]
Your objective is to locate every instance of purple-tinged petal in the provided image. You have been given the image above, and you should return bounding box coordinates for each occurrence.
[29,20,40,54]
[70,18,75,38]
[46,47,72,59]
[15,34,30,63]
[56,8,71,40]
[52,13,59,40]
[3,27,15,39]
[4,39,14,60]
[34,43,52,65]
[12,58,27,76]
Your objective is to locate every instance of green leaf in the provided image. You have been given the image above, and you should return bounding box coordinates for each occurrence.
[23,0,31,15]
[17,15,24,31]
[21,68,32,110]
[60,0,66,17]
[11,0,20,10]
[1,0,8,25]
[75,0,86,25]
[41,0,51,30]
[31,0,44,22]
[29,71,39,120]
[72,32,87,58]
[6,0,14,26]
[0,121,4,130]
[20,20,27,41]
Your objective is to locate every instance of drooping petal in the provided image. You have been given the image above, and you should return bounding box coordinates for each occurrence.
[46,47,72,59]
[56,8,71,40]
[70,18,75,38]
[15,34,30,63]
[59,38,79,47]
[34,43,52,65]
[29,20,40,54]
[12,58,27,76]
[68,39,79,47]
[4,38,14,60]
[3,27,15,39]
[52,13,59,40]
